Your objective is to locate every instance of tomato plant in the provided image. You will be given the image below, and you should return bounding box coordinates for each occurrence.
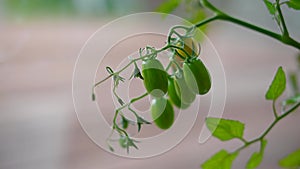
[92,0,300,168]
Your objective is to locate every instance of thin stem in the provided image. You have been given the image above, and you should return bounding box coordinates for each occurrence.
[93,44,175,90]
[93,74,113,88]
[219,14,282,42]
[166,61,173,72]
[194,15,220,28]
[234,101,300,153]
[276,0,289,36]
[111,92,148,132]
[199,0,300,50]
[272,100,278,118]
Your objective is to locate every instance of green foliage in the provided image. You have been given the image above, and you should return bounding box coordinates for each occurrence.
[155,0,182,14]
[286,0,300,10]
[203,65,295,169]
[279,149,300,168]
[282,94,300,108]
[246,140,267,169]
[201,150,238,169]
[91,0,300,163]
[265,67,286,100]
[263,0,276,15]
[206,117,245,141]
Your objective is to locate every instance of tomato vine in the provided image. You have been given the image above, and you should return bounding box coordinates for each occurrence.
[92,0,300,168]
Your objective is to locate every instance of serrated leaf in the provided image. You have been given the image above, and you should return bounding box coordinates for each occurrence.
[155,0,181,14]
[263,0,276,15]
[286,0,300,10]
[201,150,239,169]
[206,117,245,141]
[265,67,286,100]
[246,140,268,169]
[279,149,300,168]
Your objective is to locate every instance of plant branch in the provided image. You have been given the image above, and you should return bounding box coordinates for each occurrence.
[272,100,278,118]
[276,0,289,36]
[234,101,300,153]
[198,0,300,50]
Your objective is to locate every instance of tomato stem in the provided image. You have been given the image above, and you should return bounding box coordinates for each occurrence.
[198,0,300,50]
[233,101,300,154]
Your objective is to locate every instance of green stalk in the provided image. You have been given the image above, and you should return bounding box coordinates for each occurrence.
[198,0,300,50]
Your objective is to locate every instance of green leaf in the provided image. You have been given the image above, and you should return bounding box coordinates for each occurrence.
[282,94,300,107]
[246,140,268,169]
[263,0,276,15]
[155,0,181,14]
[265,67,286,100]
[279,149,300,168]
[246,152,263,169]
[206,117,245,141]
[286,0,300,10]
[260,139,268,152]
[201,150,239,169]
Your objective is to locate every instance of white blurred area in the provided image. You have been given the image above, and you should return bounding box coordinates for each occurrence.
[0,1,300,169]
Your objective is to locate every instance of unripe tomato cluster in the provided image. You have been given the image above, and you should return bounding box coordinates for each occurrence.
[141,38,211,130]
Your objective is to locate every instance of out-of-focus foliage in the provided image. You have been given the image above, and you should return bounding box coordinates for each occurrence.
[2,0,141,18]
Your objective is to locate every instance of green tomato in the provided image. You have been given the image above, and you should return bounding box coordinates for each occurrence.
[176,37,200,59]
[168,77,190,109]
[183,58,211,95]
[142,59,168,98]
[174,74,196,104]
[151,97,174,130]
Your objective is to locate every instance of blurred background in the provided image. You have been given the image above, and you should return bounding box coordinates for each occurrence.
[0,0,299,169]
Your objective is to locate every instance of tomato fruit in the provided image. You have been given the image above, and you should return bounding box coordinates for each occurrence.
[183,58,211,95]
[174,74,196,104]
[176,38,200,59]
[168,77,190,109]
[151,97,174,129]
[142,59,168,98]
